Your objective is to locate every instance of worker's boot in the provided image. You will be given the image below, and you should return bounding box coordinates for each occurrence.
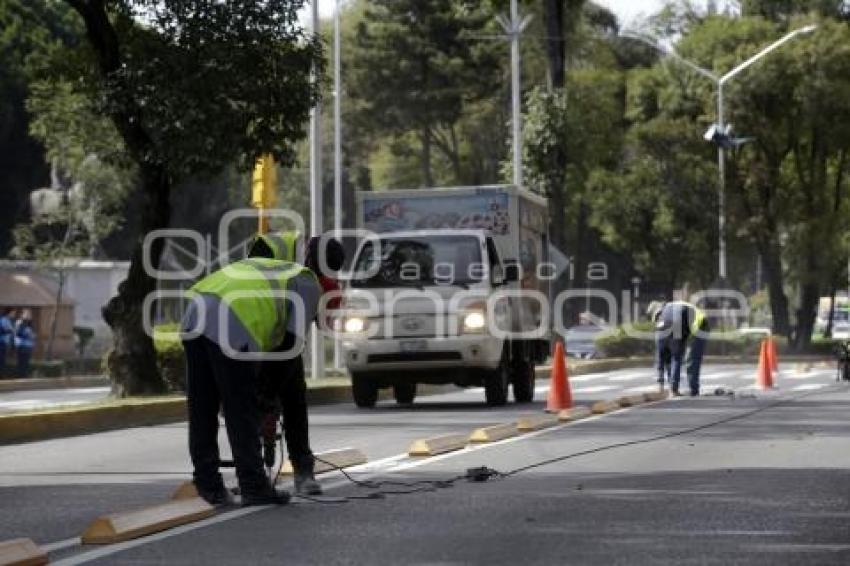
[293,456,322,496]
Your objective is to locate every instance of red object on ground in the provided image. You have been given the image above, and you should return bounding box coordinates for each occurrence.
[546,341,573,412]
[756,339,774,389]
[767,337,779,373]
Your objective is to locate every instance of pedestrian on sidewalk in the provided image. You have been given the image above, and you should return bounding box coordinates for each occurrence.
[14,311,35,378]
[0,308,15,376]
[649,300,710,396]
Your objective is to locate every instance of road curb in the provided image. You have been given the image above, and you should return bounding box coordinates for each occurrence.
[0,375,109,394]
[3,356,829,445]
[0,397,187,445]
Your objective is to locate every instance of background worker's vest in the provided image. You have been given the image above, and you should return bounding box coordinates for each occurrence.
[189,258,316,352]
[252,231,300,262]
[667,301,708,338]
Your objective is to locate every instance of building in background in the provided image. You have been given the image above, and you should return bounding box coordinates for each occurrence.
[0,260,128,359]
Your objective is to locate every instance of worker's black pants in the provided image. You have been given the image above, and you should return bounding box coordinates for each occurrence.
[259,347,314,473]
[183,336,269,496]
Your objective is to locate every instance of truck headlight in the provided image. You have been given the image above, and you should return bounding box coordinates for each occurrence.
[462,311,486,333]
[344,317,367,333]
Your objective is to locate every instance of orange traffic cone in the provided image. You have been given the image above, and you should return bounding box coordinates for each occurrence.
[756,339,774,389]
[546,341,572,412]
[767,337,779,373]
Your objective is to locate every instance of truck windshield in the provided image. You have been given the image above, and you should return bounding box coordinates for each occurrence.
[350,235,483,288]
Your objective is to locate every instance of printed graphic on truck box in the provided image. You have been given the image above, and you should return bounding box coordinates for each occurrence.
[363,193,511,235]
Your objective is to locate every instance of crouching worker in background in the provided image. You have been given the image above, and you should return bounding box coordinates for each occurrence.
[181,230,344,506]
[249,232,345,496]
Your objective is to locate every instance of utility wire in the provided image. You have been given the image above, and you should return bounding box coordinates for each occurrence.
[294,383,848,502]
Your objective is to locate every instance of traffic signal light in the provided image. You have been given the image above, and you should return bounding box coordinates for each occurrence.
[251,154,277,209]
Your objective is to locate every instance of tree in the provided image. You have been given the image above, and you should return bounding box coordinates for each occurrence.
[0,0,79,255]
[12,75,132,360]
[58,0,323,395]
[351,0,501,186]
[588,117,718,294]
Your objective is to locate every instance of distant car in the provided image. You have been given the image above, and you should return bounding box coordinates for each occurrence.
[563,323,608,359]
[833,321,850,340]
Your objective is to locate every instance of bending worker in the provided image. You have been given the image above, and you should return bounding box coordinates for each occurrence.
[249,231,344,497]
[182,231,344,506]
[649,300,710,397]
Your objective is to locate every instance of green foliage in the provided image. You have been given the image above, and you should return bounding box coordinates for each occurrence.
[0,0,80,254]
[588,116,717,290]
[350,0,502,186]
[152,323,186,392]
[86,0,323,175]
[594,327,767,358]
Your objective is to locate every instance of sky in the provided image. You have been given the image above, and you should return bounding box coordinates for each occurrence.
[300,1,670,29]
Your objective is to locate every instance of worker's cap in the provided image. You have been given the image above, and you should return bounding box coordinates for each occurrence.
[248,231,302,262]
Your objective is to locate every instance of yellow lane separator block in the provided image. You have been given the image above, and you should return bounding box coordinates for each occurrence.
[280,448,368,476]
[558,406,592,422]
[81,497,215,545]
[0,538,47,566]
[617,394,646,408]
[643,390,669,402]
[408,433,469,457]
[469,423,518,443]
[171,481,199,501]
[591,400,620,414]
[516,413,559,432]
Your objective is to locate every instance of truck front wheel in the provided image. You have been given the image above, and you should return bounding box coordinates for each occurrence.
[352,373,379,408]
[484,354,510,406]
[393,383,416,404]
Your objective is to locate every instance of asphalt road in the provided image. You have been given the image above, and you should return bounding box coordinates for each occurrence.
[1,362,847,565]
[0,386,112,415]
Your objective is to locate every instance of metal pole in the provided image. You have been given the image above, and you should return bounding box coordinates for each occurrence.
[310,0,324,379]
[510,0,522,189]
[717,82,727,281]
[333,0,342,370]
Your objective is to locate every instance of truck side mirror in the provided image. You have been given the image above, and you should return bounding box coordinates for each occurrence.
[503,263,519,283]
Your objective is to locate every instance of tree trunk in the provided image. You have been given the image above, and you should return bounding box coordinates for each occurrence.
[102,165,172,396]
[46,268,65,361]
[825,287,836,339]
[760,242,791,337]
[67,0,173,395]
[795,281,819,351]
[420,127,434,187]
[543,0,566,90]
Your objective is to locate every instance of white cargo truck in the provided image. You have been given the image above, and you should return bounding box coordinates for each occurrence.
[338,185,551,407]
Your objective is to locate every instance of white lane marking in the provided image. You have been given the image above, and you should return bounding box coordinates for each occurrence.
[792,383,827,391]
[701,372,742,381]
[624,385,662,393]
[62,387,111,395]
[40,537,81,553]
[569,374,608,383]
[0,399,93,410]
[572,385,619,394]
[608,372,652,382]
[49,402,642,565]
[784,370,832,380]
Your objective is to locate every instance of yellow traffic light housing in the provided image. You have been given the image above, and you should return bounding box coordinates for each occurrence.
[251,154,277,233]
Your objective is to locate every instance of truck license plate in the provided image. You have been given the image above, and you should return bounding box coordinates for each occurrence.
[400,340,427,353]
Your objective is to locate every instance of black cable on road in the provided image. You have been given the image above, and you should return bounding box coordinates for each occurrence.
[300,382,849,501]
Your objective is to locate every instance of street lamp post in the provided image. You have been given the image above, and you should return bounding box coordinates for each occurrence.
[623,25,817,281]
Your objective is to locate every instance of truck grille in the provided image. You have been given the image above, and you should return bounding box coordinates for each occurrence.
[367,352,462,363]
